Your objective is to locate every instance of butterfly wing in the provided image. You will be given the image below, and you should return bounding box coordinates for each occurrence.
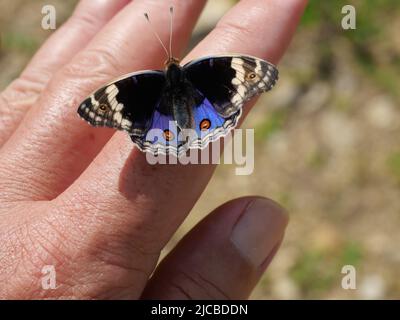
[130,110,185,156]
[131,98,236,156]
[189,96,241,150]
[184,55,278,118]
[77,70,165,136]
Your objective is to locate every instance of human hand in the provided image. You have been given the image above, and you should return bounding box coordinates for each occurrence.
[0,0,306,299]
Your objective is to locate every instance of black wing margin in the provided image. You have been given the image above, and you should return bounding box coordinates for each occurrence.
[77,71,165,136]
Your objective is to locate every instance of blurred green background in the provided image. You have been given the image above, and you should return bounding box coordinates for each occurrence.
[0,0,399,299]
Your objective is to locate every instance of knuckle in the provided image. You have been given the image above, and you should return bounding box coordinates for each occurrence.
[57,190,163,258]
[54,194,160,270]
[0,205,154,299]
[215,19,253,41]
[0,74,45,114]
[69,10,99,33]
[0,93,13,132]
[0,212,71,298]
[2,77,41,102]
[60,47,121,82]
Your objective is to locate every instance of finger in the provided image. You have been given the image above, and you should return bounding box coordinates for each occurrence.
[143,197,288,299]
[184,0,307,64]
[0,0,206,201]
[53,0,306,297]
[0,0,131,146]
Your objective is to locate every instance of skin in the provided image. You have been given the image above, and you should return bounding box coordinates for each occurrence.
[0,0,307,299]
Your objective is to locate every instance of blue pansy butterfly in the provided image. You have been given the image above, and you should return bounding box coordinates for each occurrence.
[77,8,278,156]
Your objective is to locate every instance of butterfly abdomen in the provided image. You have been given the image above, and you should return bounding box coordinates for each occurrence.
[172,93,194,129]
[160,62,204,130]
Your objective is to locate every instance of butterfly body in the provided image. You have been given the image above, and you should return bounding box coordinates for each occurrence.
[158,61,202,130]
[77,55,278,155]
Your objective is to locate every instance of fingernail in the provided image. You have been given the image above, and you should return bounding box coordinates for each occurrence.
[230,198,288,268]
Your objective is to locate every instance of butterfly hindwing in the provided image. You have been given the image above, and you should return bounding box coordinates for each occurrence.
[184,55,278,117]
[131,96,240,156]
[190,97,241,148]
[130,110,184,155]
[77,71,165,136]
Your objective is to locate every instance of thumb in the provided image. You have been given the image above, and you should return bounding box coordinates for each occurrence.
[142,197,288,299]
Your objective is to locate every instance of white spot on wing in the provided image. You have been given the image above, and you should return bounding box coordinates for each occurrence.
[231,57,249,107]
[90,94,99,107]
[113,112,123,124]
[121,119,132,129]
[255,60,262,75]
[106,84,119,110]
[115,103,124,112]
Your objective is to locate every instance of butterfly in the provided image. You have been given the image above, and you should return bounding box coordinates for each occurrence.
[77,8,278,156]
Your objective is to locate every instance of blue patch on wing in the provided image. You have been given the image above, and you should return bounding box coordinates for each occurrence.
[130,110,181,155]
[146,110,179,146]
[189,97,241,149]
[193,98,226,137]
[130,97,242,156]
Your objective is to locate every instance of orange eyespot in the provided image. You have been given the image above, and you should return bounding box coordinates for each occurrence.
[200,119,211,131]
[163,129,174,141]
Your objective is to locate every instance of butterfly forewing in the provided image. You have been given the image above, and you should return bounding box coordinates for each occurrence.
[184,55,278,117]
[77,71,165,136]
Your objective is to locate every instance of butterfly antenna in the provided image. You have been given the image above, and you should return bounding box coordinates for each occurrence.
[144,12,170,60]
[169,6,174,58]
